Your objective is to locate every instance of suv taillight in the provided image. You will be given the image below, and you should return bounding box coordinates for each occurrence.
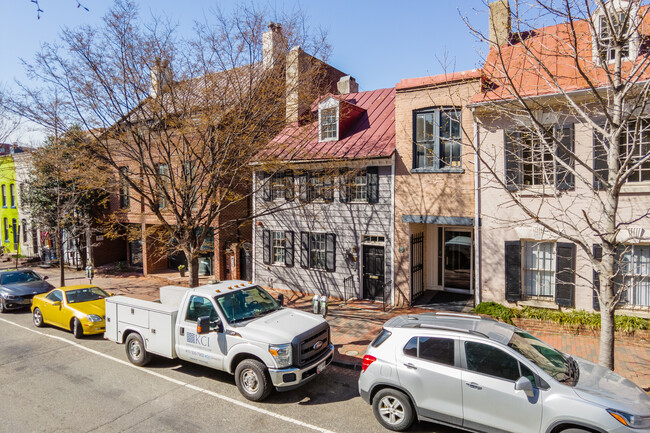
[361,355,376,373]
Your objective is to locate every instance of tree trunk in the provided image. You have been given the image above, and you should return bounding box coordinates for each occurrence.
[186,251,200,288]
[599,304,616,369]
[56,226,65,287]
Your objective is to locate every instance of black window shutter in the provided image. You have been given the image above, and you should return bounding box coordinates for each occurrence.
[593,130,609,190]
[504,130,521,191]
[262,229,270,265]
[261,172,271,202]
[300,231,310,268]
[325,233,336,272]
[593,244,602,311]
[555,124,575,190]
[284,231,294,267]
[505,241,522,301]
[555,242,576,307]
[367,166,379,203]
[284,170,294,201]
[339,169,350,203]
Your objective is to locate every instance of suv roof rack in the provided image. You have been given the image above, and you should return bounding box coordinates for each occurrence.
[404,323,490,339]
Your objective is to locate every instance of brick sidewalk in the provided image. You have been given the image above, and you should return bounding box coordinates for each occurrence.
[18,263,650,391]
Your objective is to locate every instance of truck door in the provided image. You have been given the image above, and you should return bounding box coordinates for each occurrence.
[176,295,227,370]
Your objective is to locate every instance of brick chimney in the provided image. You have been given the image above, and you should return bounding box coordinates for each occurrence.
[262,22,286,70]
[488,0,511,46]
[150,58,172,99]
[285,46,308,123]
[337,76,359,94]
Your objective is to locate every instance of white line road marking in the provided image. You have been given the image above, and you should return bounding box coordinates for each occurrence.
[0,317,337,433]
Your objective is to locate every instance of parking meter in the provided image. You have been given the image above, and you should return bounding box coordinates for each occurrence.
[319,295,328,318]
[312,294,320,315]
[85,265,94,284]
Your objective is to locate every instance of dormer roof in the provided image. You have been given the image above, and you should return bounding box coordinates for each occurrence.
[260,87,395,162]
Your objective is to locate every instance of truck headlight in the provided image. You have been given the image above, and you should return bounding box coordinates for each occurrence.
[269,344,292,368]
[608,409,650,429]
[86,314,103,322]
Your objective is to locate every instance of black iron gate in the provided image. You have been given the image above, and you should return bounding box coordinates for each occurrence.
[411,232,424,303]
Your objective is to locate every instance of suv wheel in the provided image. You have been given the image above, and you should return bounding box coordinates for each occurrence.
[372,388,414,431]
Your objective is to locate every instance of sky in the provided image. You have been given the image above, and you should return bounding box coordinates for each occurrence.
[0,0,489,144]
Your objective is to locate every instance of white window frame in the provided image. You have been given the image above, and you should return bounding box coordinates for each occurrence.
[310,233,327,270]
[620,244,650,307]
[272,231,286,265]
[318,97,339,142]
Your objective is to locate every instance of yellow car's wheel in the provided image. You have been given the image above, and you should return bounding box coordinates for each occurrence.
[33,308,44,328]
[71,318,83,339]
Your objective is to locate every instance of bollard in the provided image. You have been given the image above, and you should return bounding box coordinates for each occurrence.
[312,294,320,315]
[319,295,328,318]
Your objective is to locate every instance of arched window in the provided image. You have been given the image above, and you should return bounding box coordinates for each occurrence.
[1,185,6,207]
[10,184,15,208]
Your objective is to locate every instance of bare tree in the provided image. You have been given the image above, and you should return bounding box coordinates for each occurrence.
[464,0,650,369]
[18,0,338,287]
[0,88,21,143]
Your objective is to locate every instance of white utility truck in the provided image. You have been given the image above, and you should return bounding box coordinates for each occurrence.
[104,280,333,401]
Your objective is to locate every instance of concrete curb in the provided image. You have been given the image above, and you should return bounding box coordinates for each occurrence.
[332,358,362,371]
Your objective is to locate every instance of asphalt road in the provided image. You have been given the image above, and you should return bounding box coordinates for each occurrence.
[0,309,461,433]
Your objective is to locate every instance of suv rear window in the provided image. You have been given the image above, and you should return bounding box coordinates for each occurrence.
[370,329,392,348]
[403,336,455,367]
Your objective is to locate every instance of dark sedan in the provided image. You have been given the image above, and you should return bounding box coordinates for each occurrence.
[0,270,54,312]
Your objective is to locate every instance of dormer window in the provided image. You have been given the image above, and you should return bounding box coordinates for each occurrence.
[599,13,630,62]
[594,2,639,64]
[319,98,339,142]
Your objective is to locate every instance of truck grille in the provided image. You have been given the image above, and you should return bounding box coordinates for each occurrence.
[297,326,330,367]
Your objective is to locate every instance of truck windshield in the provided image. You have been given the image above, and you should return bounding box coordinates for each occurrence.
[215,286,280,324]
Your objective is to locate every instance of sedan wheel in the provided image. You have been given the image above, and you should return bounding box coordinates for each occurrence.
[33,308,44,327]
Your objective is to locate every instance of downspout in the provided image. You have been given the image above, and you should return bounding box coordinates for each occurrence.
[252,171,257,282]
[390,153,396,306]
[473,108,482,306]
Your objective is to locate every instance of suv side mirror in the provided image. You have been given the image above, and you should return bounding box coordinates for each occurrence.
[277,293,284,306]
[514,377,535,398]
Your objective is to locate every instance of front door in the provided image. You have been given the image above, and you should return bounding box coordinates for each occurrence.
[363,245,385,300]
[176,295,227,370]
[443,229,472,292]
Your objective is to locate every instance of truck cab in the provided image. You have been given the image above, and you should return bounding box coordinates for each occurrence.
[105,280,334,401]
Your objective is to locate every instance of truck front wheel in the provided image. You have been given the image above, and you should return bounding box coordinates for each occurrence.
[234,359,272,401]
[125,333,152,366]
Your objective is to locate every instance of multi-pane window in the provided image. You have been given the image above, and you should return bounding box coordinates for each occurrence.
[119,166,130,209]
[310,233,327,270]
[619,120,650,183]
[619,245,650,307]
[520,130,555,186]
[271,173,285,201]
[320,107,338,141]
[10,184,15,208]
[1,185,6,207]
[3,218,7,242]
[414,107,461,170]
[310,172,333,201]
[157,164,169,209]
[523,241,555,297]
[272,231,286,264]
[599,13,630,62]
[351,169,367,201]
[12,219,17,245]
[22,219,27,243]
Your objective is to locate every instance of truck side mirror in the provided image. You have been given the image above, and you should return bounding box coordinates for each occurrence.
[277,293,284,306]
[197,316,211,334]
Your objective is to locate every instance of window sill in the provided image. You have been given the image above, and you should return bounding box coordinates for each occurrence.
[519,299,559,309]
[411,167,464,174]
[512,185,561,197]
[620,182,650,194]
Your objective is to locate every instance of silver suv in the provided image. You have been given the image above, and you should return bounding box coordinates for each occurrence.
[358,313,650,432]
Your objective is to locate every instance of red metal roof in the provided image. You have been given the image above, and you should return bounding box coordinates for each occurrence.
[397,69,483,91]
[472,9,650,104]
[259,87,395,162]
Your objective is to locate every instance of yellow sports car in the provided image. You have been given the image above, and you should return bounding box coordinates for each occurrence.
[31,285,109,338]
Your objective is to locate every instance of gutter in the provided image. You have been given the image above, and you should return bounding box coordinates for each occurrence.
[390,152,396,306]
